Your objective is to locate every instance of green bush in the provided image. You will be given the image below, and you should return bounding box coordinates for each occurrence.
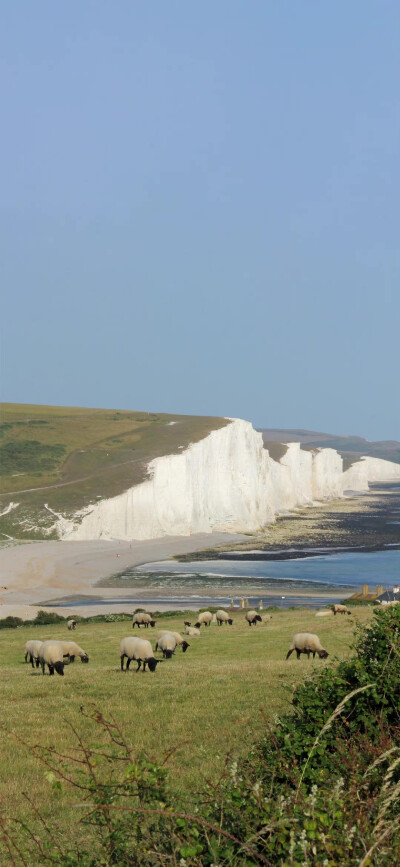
[0,616,24,630]
[33,610,66,625]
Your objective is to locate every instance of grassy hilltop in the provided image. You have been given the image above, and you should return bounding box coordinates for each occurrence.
[0,403,228,540]
[0,606,371,862]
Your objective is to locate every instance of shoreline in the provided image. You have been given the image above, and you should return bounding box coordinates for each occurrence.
[1,483,398,620]
[0,533,249,619]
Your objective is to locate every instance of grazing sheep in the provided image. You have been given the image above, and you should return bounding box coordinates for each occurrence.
[132,612,156,629]
[194,611,213,628]
[155,633,177,659]
[332,604,351,616]
[38,641,65,676]
[245,610,262,626]
[216,609,233,626]
[67,619,77,631]
[156,630,190,652]
[24,640,43,668]
[60,641,89,663]
[286,633,329,661]
[185,625,200,637]
[119,637,161,672]
[184,620,191,627]
[262,614,272,623]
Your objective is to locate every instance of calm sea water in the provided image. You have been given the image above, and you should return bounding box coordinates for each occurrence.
[88,548,400,610]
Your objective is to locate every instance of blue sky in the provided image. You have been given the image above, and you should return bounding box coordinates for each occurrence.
[1,2,399,440]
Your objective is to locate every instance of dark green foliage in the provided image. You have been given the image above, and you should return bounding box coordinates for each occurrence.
[32,610,67,625]
[2,608,399,865]
[0,440,65,473]
[0,616,24,629]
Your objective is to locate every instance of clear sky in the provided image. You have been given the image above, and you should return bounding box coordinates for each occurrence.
[1,2,399,440]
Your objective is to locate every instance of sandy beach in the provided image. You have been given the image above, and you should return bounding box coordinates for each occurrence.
[0,533,247,618]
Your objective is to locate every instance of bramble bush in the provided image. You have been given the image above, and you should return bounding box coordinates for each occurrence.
[1,607,399,865]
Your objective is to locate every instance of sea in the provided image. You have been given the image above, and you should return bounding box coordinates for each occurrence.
[67,547,400,610]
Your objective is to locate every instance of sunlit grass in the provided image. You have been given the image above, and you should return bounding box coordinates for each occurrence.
[0,605,372,842]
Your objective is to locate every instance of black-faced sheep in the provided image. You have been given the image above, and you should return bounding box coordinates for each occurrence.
[60,641,89,663]
[119,637,161,672]
[185,625,200,637]
[132,612,156,629]
[216,609,233,626]
[332,604,351,616]
[194,611,212,628]
[286,633,329,660]
[245,610,262,626]
[24,640,43,668]
[156,630,190,652]
[67,619,77,630]
[154,632,186,659]
[38,641,65,676]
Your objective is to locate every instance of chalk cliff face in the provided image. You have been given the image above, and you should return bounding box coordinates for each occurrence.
[62,420,274,540]
[312,448,344,500]
[343,457,400,491]
[58,419,400,542]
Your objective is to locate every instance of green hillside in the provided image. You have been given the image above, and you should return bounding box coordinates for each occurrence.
[0,404,228,540]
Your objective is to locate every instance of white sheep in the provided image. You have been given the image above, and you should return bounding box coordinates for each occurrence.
[67,619,77,631]
[155,633,179,659]
[119,637,161,672]
[59,641,89,663]
[156,630,190,652]
[286,633,329,661]
[245,610,262,626]
[194,611,213,628]
[185,625,200,637]
[132,611,156,629]
[332,604,351,616]
[38,641,65,676]
[262,614,272,623]
[216,610,233,626]
[24,640,43,668]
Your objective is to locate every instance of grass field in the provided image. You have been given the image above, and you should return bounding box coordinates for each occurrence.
[0,403,228,539]
[0,606,373,854]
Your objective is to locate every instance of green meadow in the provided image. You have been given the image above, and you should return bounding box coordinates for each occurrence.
[0,606,373,853]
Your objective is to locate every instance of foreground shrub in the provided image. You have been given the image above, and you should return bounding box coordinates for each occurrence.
[1,608,399,865]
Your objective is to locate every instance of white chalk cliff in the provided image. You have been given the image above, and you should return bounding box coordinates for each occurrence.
[342,456,400,492]
[58,419,400,542]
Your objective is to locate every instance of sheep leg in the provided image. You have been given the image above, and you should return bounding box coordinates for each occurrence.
[126,658,132,670]
[29,654,35,668]
[306,650,310,659]
[49,665,54,676]
[69,655,75,663]
[296,649,301,660]
[120,655,125,671]
[24,652,28,663]
[142,661,147,672]
[135,660,141,671]
[41,661,45,675]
